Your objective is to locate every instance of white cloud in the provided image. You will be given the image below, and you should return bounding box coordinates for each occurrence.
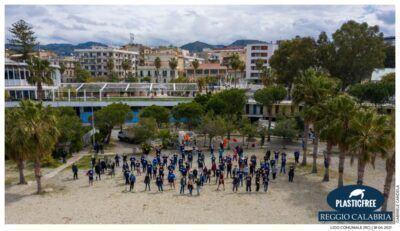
[5,5,395,46]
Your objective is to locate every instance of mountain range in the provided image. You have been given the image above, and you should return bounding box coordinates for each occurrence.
[6,39,267,56]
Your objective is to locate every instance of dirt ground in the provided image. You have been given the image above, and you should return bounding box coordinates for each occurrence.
[5,136,396,224]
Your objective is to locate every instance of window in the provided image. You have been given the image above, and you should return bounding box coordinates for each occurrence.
[5,70,8,79]
[20,70,25,79]
[8,70,14,79]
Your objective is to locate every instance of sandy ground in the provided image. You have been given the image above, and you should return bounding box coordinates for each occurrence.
[5,136,396,224]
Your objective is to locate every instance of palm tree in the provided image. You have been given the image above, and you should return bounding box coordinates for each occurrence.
[317,107,340,182]
[18,100,60,194]
[106,58,115,76]
[191,59,200,80]
[382,113,395,211]
[239,60,246,83]
[5,109,30,184]
[229,54,241,87]
[168,57,178,80]
[292,68,338,168]
[27,57,54,101]
[154,57,161,82]
[121,59,132,82]
[325,94,357,188]
[349,108,392,185]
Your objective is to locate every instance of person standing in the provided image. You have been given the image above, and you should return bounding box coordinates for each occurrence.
[124,169,130,187]
[129,172,136,192]
[180,177,186,194]
[156,175,163,192]
[144,174,151,191]
[255,173,260,192]
[195,177,201,196]
[188,178,194,196]
[95,162,101,180]
[272,165,277,180]
[245,175,252,192]
[294,150,300,164]
[288,166,295,182]
[72,163,78,180]
[280,154,287,174]
[217,173,225,191]
[110,161,115,178]
[86,169,94,186]
[232,174,239,192]
[115,154,120,167]
[168,171,176,189]
[263,174,269,192]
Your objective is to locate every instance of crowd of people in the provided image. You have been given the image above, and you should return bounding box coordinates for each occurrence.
[72,142,299,196]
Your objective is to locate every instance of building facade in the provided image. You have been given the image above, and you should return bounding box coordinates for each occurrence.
[245,42,278,81]
[59,56,77,83]
[137,65,179,83]
[74,46,138,79]
[5,58,61,101]
[185,63,227,79]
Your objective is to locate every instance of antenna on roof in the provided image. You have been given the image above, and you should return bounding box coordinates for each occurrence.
[130,33,135,45]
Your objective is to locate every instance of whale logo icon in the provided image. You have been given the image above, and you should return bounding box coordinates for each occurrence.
[349,189,365,199]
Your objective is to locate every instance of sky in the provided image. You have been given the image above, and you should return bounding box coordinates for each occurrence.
[5,5,396,47]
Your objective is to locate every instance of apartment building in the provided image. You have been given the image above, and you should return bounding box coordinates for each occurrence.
[185,63,227,79]
[203,46,246,66]
[74,46,138,79]
[59,56,77,83]
[245,42,278,81]
[137,65,179,83]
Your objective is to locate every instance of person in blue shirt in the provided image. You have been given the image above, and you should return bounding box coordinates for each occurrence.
[156,175,163,192]
[123,170,130,187]
[72,163,78,180]
[238,169,244,187]
[129,172,136,192]
[114,154,120,167]
[86,169,94,186]
[168,171,176,189]
[215,168,221,184]
[147,164,153,179]
[274,151,279,161]
[232,174,239,192]
[288,166,295,182]
[142,159,147,173]
[210,143,214,156]
[294,150,300,164]
[130,156,136,170]
[263,173,269,192]
[173,154,178,166]
[153,157,158,166]
[280,155,287,174]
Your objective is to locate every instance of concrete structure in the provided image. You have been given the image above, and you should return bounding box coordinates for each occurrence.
[74,46,138,79]
[245,42,278,82]
[203,47,246,66]
[137,65,178,83]
[59,56,77,83]
[185,63,227,79]
[5,58,61,101]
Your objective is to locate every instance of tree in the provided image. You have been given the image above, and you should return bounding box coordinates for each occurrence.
[172,102,204,130]
[269,36,318,93]
[154,57,161,82]
[27,57,54,101]
[18,100,60,194]
[349,109,392,185]
[139,105,170,128]
[5,109,30,184]
[325,94,357,188]
[292,68,339,168]
[382,113,395,211]
[106,58,115,76]
[239,60,246,80]
[238,119,257,148]
[93,103,133,143]
[273,116,299,149]
[200,113,226,147]
[329,20,386,90]
[121,59,132,81]
[191,59,200,79]
[254,85,287,141]
[194,93,212,109]
[129,118,158,144]
[384,45,395,68]
[74,62,91,83]
[52,107,85,153]
[197,77,206,92]
[8,19,36,61]
[348,82,392,106]
[229,53,241,87]
[169,57,178,79]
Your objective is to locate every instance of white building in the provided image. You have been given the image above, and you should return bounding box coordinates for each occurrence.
[5,58,61,100]
[245,42,278,81]
[74,46,138,79]
[137,65,178,83]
